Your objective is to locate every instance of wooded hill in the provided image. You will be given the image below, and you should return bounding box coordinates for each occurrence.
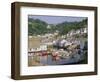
[28,18,87,36]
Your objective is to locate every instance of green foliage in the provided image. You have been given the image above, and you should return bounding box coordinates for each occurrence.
[28,18,87,35]
[28,18,48,35]
[56,19,87,35]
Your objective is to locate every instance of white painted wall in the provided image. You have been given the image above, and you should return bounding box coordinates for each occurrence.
[0,0,99,82]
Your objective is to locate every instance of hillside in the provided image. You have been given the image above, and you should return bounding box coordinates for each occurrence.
[28,17,87,36]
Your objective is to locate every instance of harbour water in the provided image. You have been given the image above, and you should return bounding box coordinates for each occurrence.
[28,40,87,66]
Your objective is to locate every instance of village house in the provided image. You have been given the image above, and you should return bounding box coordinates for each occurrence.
[28,36,47,53]
[67,27,87,37]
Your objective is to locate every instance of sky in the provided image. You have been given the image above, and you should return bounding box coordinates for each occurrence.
[28,15,87,24]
